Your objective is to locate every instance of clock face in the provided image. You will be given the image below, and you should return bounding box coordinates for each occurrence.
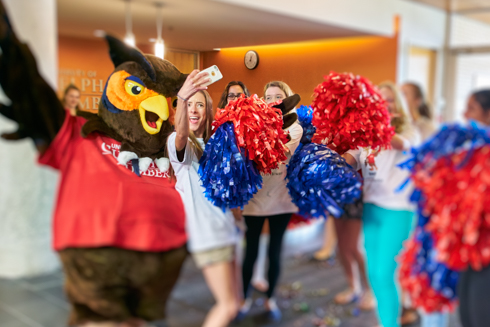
[244,50,259,70]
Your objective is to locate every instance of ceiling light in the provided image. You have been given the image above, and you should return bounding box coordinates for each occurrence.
[155,39,165,59]
[93,30,106,38]
[124,0,135,46]
[154,2,164,59]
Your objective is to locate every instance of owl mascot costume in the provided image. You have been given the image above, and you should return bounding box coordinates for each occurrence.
[0,2,188,326]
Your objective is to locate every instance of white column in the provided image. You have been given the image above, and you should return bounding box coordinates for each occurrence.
[0,0,60,278]
[440,11,455,122]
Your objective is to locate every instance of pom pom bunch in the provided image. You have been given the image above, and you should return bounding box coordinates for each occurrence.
[311,72,394,154]
[213,95,289,174]
[398,122,490,312]
[199,122,262,211]
[199,95,289,210]
[287,143,362,218]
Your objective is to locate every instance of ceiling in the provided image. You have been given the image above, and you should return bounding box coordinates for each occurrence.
[57,0,370,51]
[407,0,490,24]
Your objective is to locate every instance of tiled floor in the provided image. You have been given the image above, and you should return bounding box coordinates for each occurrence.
[0,222,461,327]
[0,253,461,327]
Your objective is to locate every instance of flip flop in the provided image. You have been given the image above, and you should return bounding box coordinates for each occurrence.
[334,288,359,305]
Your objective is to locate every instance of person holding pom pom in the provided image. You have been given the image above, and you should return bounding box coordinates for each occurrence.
[458,89,490,327]
[237,81,303,322]
[344,82,420,327]
[168,70,239,327]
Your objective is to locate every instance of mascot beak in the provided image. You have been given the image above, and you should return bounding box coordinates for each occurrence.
[138,95,169,134]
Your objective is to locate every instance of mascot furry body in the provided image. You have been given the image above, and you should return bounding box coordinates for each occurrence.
[0,2,187,326]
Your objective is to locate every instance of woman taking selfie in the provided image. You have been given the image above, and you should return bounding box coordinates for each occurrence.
[168,70,239,327]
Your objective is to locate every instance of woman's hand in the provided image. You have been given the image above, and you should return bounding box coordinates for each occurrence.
[231,208,243,222]
[177,70,211,101]
[342,153,357,167]
[391,134,410,151]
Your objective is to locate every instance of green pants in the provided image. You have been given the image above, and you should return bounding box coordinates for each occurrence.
[363,203,414,327]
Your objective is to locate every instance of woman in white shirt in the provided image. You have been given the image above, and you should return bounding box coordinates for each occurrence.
[168,70,239,327]
[237,81,303,322]
[344,82,420,327]
[401,82,436,141]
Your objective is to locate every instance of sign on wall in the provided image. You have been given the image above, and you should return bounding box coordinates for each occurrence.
[59,68,106,112]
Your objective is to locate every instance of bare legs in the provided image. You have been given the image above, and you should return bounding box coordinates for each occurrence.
[334,218,372,308]
[201,261,239,327]
[314,218,337,260]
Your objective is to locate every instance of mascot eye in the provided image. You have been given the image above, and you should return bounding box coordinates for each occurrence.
[124,80,145,96]
[132,85,142,94]
[171,97,178,108]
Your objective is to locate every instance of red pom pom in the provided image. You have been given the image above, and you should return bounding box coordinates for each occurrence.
[287,214,312,229]
[310,72,394,154]
[213,95,289,174]
[413,146,490,271]
[398,239,457,312]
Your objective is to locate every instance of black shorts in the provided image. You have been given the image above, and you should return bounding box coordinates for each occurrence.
[58,246,187,326]
[339,196,363,220]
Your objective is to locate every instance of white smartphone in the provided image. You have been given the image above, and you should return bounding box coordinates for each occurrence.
[201,65,223,87]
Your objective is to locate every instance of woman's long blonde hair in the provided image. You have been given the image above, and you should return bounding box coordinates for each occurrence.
[378,81,409,134]
[189,90,213,159]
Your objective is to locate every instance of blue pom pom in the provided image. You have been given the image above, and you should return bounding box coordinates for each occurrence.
[286,143,362,218]
[402,185,460,303]
[409,200,459,301]
[414,227,459,300]
[297,105,313,126]
[397,124,484,302]
[400,121,490,172]
[296,105,316,146]
[199,122,262,211]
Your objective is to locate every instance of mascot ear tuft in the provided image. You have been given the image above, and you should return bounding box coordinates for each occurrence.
[105,35,156,82]
[272,94,301,116]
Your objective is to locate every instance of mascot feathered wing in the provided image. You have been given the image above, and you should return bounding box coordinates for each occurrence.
[0,4,64,149]
[0,2,187,325]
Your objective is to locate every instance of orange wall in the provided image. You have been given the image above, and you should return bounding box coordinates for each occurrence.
[59,34,398,111]
[201,35,398,107]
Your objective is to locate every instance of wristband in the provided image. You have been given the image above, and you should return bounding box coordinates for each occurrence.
[177,94,188,102]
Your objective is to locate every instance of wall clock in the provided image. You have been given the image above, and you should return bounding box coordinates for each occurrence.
[244,50,259,70]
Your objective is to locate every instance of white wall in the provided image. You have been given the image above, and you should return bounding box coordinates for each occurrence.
[393,1,447,121]
[453,54,490,121]
[452,15,490,48]
[394,0,446,81]
[213,0,395,36]
[0,0,60,278]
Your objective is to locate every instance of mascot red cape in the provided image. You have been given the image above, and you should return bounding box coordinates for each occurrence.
[0,3,188,326]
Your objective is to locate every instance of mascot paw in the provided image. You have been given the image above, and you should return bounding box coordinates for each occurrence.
[139,157,153,173]
[155,157,170,173]
[117,151,138,166]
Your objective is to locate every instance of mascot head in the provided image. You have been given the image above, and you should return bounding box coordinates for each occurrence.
[81,35,187,174]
